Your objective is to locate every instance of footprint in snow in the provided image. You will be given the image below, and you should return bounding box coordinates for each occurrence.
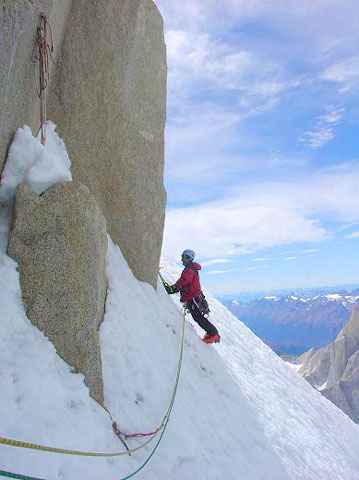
[135,392,144,404]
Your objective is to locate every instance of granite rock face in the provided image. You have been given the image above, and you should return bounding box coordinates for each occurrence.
[0,0,73,170]
[1,0,167,289]
[2,0,167,401]
[8,182,107,404]
[298,307,359,423]
[48,0,167,288]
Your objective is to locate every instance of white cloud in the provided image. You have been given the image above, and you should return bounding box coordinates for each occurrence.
[302,249,322,253]
[302,127,334,150]
[226,247,253,256]
[320,110,344,124]
[165,29,299,118]
[205,269,237,275]
[245,264,269,271]
[284,257,297,261]
[321,56,359,92]
[252,258,270,262]
[157,0,359,291]
[158,0,359,101]
[163,199,328,259]
[300,106,344,149]
[163,162,359,260]
[346,231,359,239]
[340,222,359,231]
[157,0,358,34]
[160,0,357,202]
[201,259,233,267]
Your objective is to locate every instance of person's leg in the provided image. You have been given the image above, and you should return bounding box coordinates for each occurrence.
[188,301,218,336]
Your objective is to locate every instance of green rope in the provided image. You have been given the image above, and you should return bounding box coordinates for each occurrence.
[121,309,185,479]
[0,311,186,480]
[0,471,46,480]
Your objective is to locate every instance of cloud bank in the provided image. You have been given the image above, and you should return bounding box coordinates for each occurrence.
[163,162,359,260]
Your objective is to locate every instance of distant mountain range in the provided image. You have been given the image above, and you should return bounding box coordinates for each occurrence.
[218,284,359,303]
[219,289,359,355]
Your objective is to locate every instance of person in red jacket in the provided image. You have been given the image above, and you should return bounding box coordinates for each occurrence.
[165,249,220,344]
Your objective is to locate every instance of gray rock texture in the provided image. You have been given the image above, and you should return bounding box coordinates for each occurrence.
[8,182,107,404]
[47,0,167,288]
[298,307,359,423]
[2,0,167,401]
[1,0,167,289]
[0,0,73,169]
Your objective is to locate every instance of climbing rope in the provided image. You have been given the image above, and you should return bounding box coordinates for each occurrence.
[118,308,186,480]
[34,13,54,145]
[0,471,45,480]
[100,405,130,454]
[0,310,186,479]
[102,272,177,446]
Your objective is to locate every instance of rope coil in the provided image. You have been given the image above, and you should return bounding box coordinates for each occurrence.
[35,13,54,145]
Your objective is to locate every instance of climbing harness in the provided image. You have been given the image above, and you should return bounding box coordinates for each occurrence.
[0,310,186,479]
[193,294,210,316]
[34,13,54,144]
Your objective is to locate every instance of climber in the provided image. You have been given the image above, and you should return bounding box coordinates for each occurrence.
[164,250,221,344]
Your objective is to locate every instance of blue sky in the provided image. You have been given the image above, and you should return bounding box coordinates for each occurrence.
[156,0,359,295]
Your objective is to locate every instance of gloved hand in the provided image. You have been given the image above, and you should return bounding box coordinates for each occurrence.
[165,284,177,294]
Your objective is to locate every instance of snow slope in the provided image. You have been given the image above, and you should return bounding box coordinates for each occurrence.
[1,242,359,480]
[1,125,359,479]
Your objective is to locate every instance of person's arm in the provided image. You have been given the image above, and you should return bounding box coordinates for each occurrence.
[176,268,194,290]
[166,269,193,294]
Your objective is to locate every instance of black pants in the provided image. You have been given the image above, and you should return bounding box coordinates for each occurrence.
[186,300,218,336]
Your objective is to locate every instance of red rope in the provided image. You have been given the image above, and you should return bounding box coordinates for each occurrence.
[102,403,159,445]
[36,13,54,145]
[114,423,160,439]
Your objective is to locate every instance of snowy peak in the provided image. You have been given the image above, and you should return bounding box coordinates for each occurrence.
[256,292,359,306]
[264,295,280,301]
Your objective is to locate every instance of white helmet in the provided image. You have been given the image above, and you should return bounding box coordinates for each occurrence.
[181,249,195,261]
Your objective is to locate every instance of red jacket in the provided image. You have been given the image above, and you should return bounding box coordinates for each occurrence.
[175,262,203,302]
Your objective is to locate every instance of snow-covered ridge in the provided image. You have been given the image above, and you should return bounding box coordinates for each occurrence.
[262,292,359,306]
[325,294,343,301]
[264,295,280,301]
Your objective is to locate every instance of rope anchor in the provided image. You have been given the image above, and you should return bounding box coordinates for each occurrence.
[34,13,54,145]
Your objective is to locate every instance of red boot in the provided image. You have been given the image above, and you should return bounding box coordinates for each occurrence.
[202,332,221,344]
